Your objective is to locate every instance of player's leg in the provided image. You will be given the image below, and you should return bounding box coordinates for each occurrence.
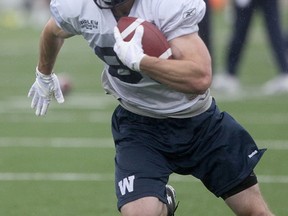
[198,0,212,54]
[120,185,177,216]
[226,1,254,76]
[261,0,287,74]
[179,101,273,215]
[261,0,288,94]
[225,184,274,216]
[212,2,254,92]
[120,197,167,216]
[111,106,178,216]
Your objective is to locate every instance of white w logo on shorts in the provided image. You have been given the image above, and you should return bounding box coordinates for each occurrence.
[118,175,135,195]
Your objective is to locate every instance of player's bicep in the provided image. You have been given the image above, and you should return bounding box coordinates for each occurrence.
[169,32,212,89]
[169,33,211,65]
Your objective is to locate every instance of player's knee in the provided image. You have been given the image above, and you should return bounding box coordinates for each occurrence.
[248,209,275,216]
[120,196,166,216]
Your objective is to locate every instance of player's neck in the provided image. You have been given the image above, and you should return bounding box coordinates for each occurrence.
[112,0,135,21]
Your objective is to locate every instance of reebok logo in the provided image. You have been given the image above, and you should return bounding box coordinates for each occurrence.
[248,150,258,158]
[183,8,196,19]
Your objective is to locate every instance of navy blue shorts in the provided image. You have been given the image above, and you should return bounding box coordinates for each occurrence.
[111,99,266,210]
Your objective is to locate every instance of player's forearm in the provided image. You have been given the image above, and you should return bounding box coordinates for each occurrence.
[140,56,212,94]
[37,28,65,75]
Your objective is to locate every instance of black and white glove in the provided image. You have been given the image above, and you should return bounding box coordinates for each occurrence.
[113,25,146,72]
[28,67,64,116]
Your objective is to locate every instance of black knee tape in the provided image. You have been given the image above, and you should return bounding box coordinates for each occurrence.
[221,171,258,200]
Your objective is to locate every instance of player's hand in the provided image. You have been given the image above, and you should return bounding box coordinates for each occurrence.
[28,67,64,116]
[113,25,146,72]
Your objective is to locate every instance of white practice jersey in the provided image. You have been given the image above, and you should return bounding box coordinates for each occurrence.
[50,0,212,118]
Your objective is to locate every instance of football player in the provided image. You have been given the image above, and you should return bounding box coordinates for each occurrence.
[28,0,274,215]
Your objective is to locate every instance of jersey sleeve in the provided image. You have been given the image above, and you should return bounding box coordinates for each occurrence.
[154,0,206,41]
[50,0,82,35]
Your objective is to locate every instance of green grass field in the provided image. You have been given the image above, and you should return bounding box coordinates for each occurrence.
[0,7,288,216]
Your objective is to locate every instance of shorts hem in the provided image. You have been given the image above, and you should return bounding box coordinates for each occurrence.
[214,148,266,197]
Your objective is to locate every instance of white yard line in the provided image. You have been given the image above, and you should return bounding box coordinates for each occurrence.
[1,95,288,125]
[0,137,287,150]
[0,94,116,112]
[2,110,288,125]
[0,173,114,181]
[0,137,114,148]
[0,172,286,184]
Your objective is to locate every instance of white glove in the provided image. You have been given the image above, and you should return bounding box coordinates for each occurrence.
[113,25,146,72]
[28,67,64,116]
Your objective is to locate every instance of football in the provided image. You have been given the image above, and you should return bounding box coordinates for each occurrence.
[117,17,172,59]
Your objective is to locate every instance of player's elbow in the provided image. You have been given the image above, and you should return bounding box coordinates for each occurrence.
[187,68,212,94]
[189,78,211,94]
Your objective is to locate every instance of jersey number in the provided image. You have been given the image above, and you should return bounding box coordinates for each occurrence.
[94,46,143,84]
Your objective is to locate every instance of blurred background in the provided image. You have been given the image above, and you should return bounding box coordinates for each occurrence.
[0,0,288,215]
[0,0,50,28]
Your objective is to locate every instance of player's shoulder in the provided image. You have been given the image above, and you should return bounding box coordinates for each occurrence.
[140,0,206,26]
[141,0,206,40]
[50,0,90,19]
[157,0,205,18]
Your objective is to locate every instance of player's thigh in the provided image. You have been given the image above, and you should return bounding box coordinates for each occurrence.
[225,184,271,215]
[112,106,171,210]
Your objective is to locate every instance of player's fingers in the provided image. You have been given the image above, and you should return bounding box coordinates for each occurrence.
[113,27,123,42]
[35,97,43,116]
[51,74,65,104]
[31,93,39,109]
[55,93,65,104]
[133,25,144,44]
[40,100,50,116]
[54,88,65,104]
[28,84,36,98]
